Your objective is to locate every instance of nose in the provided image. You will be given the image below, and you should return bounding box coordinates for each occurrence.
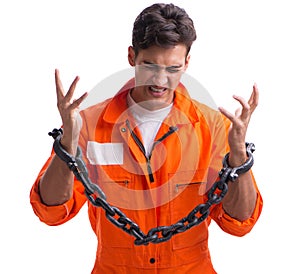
[153,70,168,87]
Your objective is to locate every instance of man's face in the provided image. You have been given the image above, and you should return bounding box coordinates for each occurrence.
[128,44,190,110]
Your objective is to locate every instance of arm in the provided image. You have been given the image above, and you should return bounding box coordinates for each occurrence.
[218,84,259,221]
[39,69,88,206]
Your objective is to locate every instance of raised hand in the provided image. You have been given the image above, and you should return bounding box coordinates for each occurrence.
[55,69,88,154]
[218,84,259,166]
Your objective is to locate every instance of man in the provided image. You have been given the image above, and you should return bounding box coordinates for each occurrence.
[30,3,263,273]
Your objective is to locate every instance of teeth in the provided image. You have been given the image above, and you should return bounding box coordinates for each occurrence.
[150,86,165,93]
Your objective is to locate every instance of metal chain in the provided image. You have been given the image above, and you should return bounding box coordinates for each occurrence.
[49,128,255,246]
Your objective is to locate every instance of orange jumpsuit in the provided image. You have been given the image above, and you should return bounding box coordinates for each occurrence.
[30,80,263,273]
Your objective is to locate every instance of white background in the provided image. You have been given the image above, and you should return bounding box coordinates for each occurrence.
[1,0,299,273]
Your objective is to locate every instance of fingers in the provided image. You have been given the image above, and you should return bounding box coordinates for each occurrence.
[55,68,87,106]
[233,95,249,109]
[232,95,250,121]
[72,92,88,108]
[55,69,65,101]
[218,106,235,122]
[219,83,259,122]
[248,83,259,112]
[233,83,259,116]
[235,107,242,117]
[54,68,88,127]
[218,95,249,123]
[55,68,80,101]
[64,75,80,103]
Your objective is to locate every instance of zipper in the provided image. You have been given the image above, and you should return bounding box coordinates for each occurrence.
[126,119,178,183]
[175,182,205,193]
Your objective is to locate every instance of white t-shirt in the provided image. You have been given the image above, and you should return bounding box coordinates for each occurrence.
[127,92,173,157]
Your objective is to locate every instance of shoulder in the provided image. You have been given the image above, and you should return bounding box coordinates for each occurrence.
[192,100,221,121]
[80,97,112,121]
[192,99,231,132]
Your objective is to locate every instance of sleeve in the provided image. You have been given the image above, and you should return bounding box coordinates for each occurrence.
[210,172,263,236]
[29,151,87,226]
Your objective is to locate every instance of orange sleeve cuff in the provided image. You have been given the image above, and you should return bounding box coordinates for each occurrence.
[30,177,75,226]
[212,190,263,236]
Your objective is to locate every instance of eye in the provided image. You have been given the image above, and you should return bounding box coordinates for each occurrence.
[166,67,180,73]
[143,63,158,71]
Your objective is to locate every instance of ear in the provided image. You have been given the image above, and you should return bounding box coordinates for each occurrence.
[184,54,191,71]
[128,46,135,66]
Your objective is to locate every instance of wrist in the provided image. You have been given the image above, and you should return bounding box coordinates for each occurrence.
[228,150,247,167]
[59,128,79,156]
[228,141,248,166]
[220,142,255,182]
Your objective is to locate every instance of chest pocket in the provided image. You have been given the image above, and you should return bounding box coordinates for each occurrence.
[168,169,210,250]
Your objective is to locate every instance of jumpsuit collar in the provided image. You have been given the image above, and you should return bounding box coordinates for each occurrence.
[102,78,200,125]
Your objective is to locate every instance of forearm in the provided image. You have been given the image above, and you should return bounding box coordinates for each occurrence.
[222,149,257,221]
[222,171,257,221]
[39,130,77,206]
[39,155,74,206]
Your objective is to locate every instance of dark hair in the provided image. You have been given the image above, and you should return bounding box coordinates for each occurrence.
[132,3,197,56]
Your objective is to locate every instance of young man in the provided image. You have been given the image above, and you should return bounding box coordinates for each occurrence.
[30,3,263,273]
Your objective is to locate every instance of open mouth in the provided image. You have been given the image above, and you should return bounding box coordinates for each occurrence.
[148,86,168,96]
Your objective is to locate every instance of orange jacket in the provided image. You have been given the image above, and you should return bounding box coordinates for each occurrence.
[30,80,263,273]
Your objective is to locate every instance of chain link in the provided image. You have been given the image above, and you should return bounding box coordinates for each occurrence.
[49,128,255,246]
